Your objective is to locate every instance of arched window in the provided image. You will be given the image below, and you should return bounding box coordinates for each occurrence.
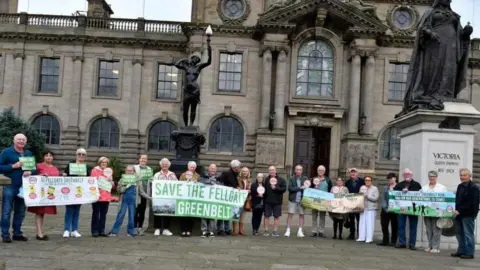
[209,116,244,153]
[379,126,401,160]
[148,120,176,152]
[88,117,120,148]
[32,114,61,145]
[296,40,334,97]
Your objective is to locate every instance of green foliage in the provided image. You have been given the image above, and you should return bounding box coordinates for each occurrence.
[108,156,125,184]
[0,108,45,161]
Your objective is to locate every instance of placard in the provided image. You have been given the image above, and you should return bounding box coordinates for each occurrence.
[19,157,36,171]
[387,191,455,217]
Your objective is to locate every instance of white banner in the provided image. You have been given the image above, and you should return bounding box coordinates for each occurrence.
[22,176,99,207]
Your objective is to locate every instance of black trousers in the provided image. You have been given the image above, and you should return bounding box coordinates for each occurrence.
[135,197,147,228]
[348,213,360,236]
[251,208,264,232]
[180,217,194,232]
[380,210,398,245]
[154,216,170,230]
[91,202,109,234]
[332,218,344,237]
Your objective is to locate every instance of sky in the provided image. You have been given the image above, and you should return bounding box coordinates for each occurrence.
[16,0,480,37]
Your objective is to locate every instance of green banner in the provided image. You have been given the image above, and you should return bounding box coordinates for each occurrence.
[387,191,455,217]
[19,157,36,171]
[69,163,87,176]
[98,178,112,192]
[301,188,364,213]
[152,180,248,220]
[121,174,137,185]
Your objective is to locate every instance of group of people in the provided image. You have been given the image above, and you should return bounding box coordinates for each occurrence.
[0,133,478,260]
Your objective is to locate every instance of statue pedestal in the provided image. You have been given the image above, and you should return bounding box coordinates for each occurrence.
[146,126,205,234]
[389,102,480,249]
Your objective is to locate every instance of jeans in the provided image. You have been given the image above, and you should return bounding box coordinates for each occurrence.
[312,210,326,233]
[110,186,136,235]
[398,214,418,247]
[201,219,216,233]
[216,220,226,232]
[64,205,81,231]
[1,185,26,238]
[455,216,476,256]
[251,208,264,232]
[91,202,109,235]
[424,217,441,249]
[135,197,147,228]
[348,213,360,237]
[380,210,398,245]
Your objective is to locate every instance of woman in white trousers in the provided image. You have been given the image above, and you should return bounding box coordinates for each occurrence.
[357,176,379,243]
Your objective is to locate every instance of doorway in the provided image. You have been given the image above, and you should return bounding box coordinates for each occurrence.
[293,126,331,178]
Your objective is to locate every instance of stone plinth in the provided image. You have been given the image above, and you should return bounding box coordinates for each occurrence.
[389,102,480,249]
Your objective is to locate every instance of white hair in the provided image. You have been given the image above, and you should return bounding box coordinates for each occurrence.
[295,165,303,170]
[317,165,326,171]
[209,163,217,169]
[459,168,472,176]
[159,158,171,167]
[125,165,135,171]
[257,173,264,179]
[230,160,241,168]
[76,148,87,155]
[403,168,413,174]
[188,161,197,168]
[97,157,109,165]
[13,133,26,141]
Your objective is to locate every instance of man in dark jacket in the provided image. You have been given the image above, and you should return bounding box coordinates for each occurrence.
[452,168,479,259]
[394,168,422,250]
[216,159,241,235]
[199,164,219,237]
[263,166,286,237]
[285,165,308,238]
[344,168,364,240]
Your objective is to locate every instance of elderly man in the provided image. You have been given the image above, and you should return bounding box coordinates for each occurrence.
[217,159,241,235]
[285,165,307,238]
[311,165,332,237]
[394,168,422,250]
[345,168,364,240]
[452,168,479,259]
[200,164,219,237]
[0,134,36,243]
[263,166,286,237]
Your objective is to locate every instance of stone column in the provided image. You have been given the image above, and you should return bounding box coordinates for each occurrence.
[274,50,287,130]
[260,49,272,129]
[67,56,83,128]
[127,59,143,131]
[13,53,24,113]
[347,54,361,134]
[362,54,375,135]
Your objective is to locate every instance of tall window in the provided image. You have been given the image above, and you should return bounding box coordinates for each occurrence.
[296,40,334,97]
[388,63,409,101]
[39,58,60,93]
[209,116,244,153]
[379,126,400,160]
[32,114,60,145]
[218,53,242,92]
[148,120,176,152]
[88,117,120,148]
[156,64,179,100]
[97,60,120,97]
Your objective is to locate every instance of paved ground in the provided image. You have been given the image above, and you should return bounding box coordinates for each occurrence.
[0,204,478,270]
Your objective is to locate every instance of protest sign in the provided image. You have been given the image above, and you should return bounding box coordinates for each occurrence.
[152,180,248,221]
[121,174,137,185]
[69,163,87,176]
[387,191,455,217]
[19,157,36,171]
[98,177,112,192]
[22,176,99,207]
[301,188,364,213]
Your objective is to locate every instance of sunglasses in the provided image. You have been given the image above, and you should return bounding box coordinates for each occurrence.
[77,153,86,156]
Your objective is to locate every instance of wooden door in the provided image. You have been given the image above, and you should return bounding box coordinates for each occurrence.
[293,127,315,178]
[313,127,331,177]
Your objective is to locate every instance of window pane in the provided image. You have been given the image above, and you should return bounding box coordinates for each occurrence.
[218,53,242,92]
[387,62,409,101]
[208,117,244,153]
[32,115,60,145]
[39,58,60,93]
[88,117,119,148]
[148,121,177,152]
[379,127,401,160]
[156,64,179,99]
[97,60,120,97]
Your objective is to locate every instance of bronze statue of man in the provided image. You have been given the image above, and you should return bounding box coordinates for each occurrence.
[174,37,212,126]
[395,0,473,118]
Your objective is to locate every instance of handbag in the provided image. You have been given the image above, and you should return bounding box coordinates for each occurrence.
[244,198,252,212]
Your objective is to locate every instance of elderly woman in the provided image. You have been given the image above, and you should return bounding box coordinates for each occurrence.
[90,157,115,237]
[421,170,447,254]
[151,158,177,236]
[62,148,92,238]
[133,154,153,236]
[250,173,265,236]
[233,167,251,236]
[378,173,398,246]
[330,177,349,240]
[357,176,379,243]
[179,161,200,236]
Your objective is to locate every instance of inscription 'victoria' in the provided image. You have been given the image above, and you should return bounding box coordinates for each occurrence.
[433,153,461,160]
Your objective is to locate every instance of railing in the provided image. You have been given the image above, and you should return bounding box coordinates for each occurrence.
[0,13,184,34]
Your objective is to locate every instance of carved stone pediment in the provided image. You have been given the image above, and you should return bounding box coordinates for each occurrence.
[258,0,387,34]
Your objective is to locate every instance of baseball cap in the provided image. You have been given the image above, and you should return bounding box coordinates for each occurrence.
[349,168,358,172]
[428,170,438,177]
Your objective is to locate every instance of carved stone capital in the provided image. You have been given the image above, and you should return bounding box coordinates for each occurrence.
[13,52,24,60]
[278,50,287,63]
[259,43,290,56]
[72,55,84,62]
[348,46,378,60]
[132,59,144,66]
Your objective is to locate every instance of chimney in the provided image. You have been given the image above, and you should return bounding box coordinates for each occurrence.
[87,0,114,18]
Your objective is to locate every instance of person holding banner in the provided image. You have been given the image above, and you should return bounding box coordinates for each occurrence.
[179,161,201,237]
[356,176,379,243]
[234,167,251,236]
[285,165,308,238]
[263,166,286,237]
[199,163,219,237]
[0,133,36,243]
[345,168,364,240]
[250,173,265,236]
[310,165,332,238]
[151,157,177,236]
[62,148,92,238]
[27,149,58,241]
[330,177,349,240]
[90,157,114,237]
[378,173,398,247]
[217,159,241,235]
[421,170,447,254]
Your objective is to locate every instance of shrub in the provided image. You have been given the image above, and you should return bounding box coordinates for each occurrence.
[108,156,125,184]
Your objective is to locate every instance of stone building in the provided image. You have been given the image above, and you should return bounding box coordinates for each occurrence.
[0,0,479,180]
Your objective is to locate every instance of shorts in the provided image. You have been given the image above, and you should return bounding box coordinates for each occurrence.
[264,204,282,218]
[288,201,304,215]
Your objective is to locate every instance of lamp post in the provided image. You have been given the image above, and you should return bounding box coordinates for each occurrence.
[205,25,213,42]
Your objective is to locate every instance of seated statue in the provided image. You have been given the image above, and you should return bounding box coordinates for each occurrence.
[263,0,300,14]
[343,0,378,18]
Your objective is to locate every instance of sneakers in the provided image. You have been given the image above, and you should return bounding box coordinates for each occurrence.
[162,229,173,236]
[430,249,440,254]
[284,228,290,237]
[2,237,12,243]
[63,230,70,238]
[297,229,304,238]
[263,231,270,236]
[108,233,117,237]
[136,228,144,236]
[209,232,215,237]
[127,234,136,237]
[71,231,82,238]
[272,231,280,237]
[425,248,432,252]
[201,232,208,238]
[154,229,161,236]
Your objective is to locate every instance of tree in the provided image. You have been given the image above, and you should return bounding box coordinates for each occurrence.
[0,108,45,161]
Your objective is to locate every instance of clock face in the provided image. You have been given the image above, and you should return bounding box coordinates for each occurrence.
[393,8,414,30]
